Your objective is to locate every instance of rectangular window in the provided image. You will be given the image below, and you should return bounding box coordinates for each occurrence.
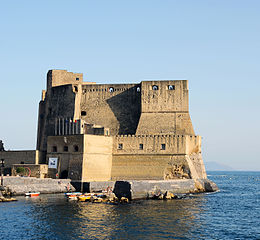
[139,144,143,150]
[64,146,68,152]
[161,144,166,150]
[118,143,123,150]
[52,146,57,152]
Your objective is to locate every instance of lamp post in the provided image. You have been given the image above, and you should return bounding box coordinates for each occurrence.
[1,159,4,186]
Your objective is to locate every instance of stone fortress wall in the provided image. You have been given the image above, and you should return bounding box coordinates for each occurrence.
[38,70,195,151]
[0,150,46,176]
[34,69,207,181]
[111,134,205,180]
[80,83,141,136]
[136,80,194,136]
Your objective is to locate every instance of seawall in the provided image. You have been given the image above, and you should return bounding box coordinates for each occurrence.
[3,176,218,199]
[2,177,75,195]
[74,178,218,200]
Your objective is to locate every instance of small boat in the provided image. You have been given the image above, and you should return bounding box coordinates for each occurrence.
[25,192,40,197]
[68,195,78,200]
[78,195,92,202]
[65,192,82,197]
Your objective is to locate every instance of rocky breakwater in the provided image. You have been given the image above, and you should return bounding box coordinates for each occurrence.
[2,176,75,195]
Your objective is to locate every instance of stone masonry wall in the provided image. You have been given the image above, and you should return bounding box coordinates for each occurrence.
[82,135,113,181]
[80,84,141,135]
[136,80,194,135]
[47,69,83,90]
[111,155,189,180]
[37,85,77,153]
[0,151,37,175]
[111,135,203,180]
[113,135,201,155]
[3,176,75,195]
[46,135,84,180]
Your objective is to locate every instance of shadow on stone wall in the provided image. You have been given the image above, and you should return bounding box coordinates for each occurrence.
[113,181,132,200]
[106,87,141,135]
[71,182,90,193]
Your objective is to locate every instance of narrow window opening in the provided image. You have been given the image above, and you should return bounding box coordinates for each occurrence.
[74,86,78,92]
[20,161,25,164]
[74,145,79,152]
[168,85,175,90]
[64,146,68,152]
[161,144,166,150]
[76,77,79,81]
[139,144,143,150]
[118,143,123,150]
[52,146,57,152]
[136,87,141,92]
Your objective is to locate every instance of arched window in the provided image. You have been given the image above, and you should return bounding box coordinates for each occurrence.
[74,86,78,92]
[152,85,159,90]
[136,87,141,92]
[74,145,79,152]
[168,85,175,90]
[109,87,114,93]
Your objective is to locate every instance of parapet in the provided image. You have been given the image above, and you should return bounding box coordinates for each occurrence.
[113,134,201,155]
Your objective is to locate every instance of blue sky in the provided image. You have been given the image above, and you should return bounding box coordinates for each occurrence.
[0,0,259,170]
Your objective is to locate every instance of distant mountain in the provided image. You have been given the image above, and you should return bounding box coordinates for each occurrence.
[204,161,234,171]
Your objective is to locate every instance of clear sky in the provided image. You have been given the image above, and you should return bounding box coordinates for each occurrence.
[0,0,259,170]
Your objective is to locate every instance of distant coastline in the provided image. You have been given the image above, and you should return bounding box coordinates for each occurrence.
[205,162,260,172]
[205,161,233,171]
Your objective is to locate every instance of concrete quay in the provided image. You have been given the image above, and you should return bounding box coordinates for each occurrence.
[75,178,218,200]
[2,176,75,195]
[2,176,218,200]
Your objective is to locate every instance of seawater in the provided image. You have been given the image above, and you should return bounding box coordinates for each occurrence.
[0,171,259,240]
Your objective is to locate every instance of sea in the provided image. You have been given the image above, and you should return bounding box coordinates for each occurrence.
[0,171,259,240]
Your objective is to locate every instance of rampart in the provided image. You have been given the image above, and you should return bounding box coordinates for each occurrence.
[111,134,206,180]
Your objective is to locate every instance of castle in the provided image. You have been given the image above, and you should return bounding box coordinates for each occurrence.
[35,70,206,182]
[1,69,207,183]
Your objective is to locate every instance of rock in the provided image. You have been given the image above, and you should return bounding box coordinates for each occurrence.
[194,180,205,193]
[0,197,17,202]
